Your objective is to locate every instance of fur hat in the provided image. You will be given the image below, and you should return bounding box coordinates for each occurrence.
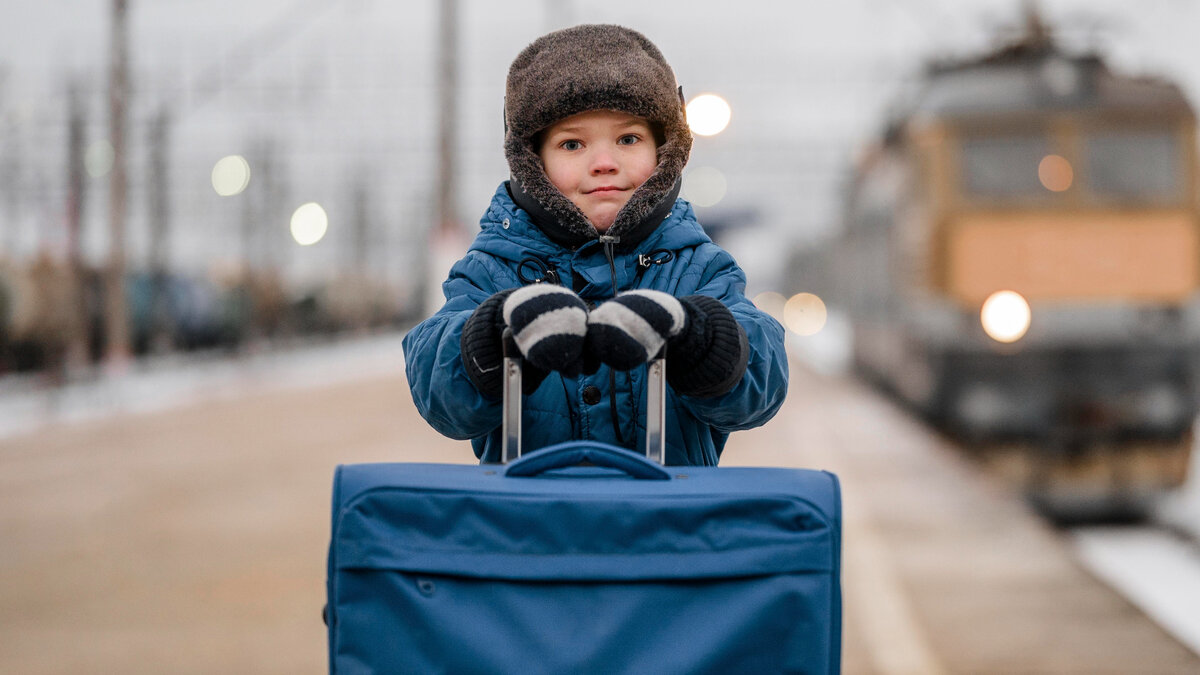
[505,24,692,246]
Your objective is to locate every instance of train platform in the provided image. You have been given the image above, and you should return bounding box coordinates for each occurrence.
[723,365,1200,674]
[0,338,1197,673]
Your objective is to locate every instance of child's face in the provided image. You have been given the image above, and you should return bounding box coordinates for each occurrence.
[538,110,658,232]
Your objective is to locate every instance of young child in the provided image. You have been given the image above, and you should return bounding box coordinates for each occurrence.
[402,24,787,465]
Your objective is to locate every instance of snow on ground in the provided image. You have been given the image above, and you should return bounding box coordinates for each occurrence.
[1072,524,1200,656]
[0,332,408,442]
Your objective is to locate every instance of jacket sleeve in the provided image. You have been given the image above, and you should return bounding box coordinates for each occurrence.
[401,253,510,440]
[674,247,788,432]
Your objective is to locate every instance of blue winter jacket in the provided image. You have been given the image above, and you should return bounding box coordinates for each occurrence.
[402,183,788,465]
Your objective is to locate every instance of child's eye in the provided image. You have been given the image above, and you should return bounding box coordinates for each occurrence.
[560,139,583,151]
[617,134,641,146]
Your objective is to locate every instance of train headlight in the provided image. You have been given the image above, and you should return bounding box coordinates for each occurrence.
[980,290,1031,343]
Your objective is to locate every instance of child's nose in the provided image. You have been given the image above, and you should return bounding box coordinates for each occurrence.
[590,150,619,174]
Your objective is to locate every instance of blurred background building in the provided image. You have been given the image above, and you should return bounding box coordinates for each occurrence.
[0,0,1196,376]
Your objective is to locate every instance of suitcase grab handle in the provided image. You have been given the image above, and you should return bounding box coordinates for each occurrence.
[504,441,671,480]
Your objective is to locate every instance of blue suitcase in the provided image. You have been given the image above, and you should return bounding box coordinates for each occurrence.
[326,356,842,674]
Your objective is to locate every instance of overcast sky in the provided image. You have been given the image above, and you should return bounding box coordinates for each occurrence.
[1,0,1197,292]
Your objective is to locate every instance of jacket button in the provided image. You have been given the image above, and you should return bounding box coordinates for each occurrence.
[582,386,602,405]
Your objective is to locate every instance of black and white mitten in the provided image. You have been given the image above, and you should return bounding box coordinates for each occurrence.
[502,284,589,375]
[585,290,686,371]
[665,295,749,398]
[586,291,748,398]
[461,289,515,399]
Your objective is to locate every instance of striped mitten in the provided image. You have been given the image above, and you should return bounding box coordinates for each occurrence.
[461,289,515,399]
[587,291,749,398]
[585,290,686,371]
[502,284,589,375]
[663,295,749,398]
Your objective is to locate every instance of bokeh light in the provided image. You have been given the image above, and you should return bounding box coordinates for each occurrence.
[85,140,114,178]
[783,293,828,336]
[981,290,1031,343]
[681,166,727,207]
[752,291,787,322]
[290,202,328,246]
[686,94,732,136]
[1038,154,1073,192]
[211,155,251,196]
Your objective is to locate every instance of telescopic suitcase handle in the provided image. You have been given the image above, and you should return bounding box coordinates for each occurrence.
[501,329,667,465]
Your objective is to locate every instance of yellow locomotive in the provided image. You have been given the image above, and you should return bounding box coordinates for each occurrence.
[830,20,1198,518]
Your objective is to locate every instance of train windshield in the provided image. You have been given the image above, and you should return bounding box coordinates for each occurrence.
[1083,130,1180,202]
[961,134,1052,199]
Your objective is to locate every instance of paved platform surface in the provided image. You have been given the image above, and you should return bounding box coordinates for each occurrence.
[0,350,1196,673]
[724,367,1200,674]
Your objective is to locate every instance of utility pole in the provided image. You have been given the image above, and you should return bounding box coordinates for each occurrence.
[435,0,459,240]
[147,107,172,353]
[104,0,132,368]
[425,0,465,314]
[238,137,287,340]
[348,171,371,276]
[65,84,90,370]
[348,172,372,330]
[0,72,22,258]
